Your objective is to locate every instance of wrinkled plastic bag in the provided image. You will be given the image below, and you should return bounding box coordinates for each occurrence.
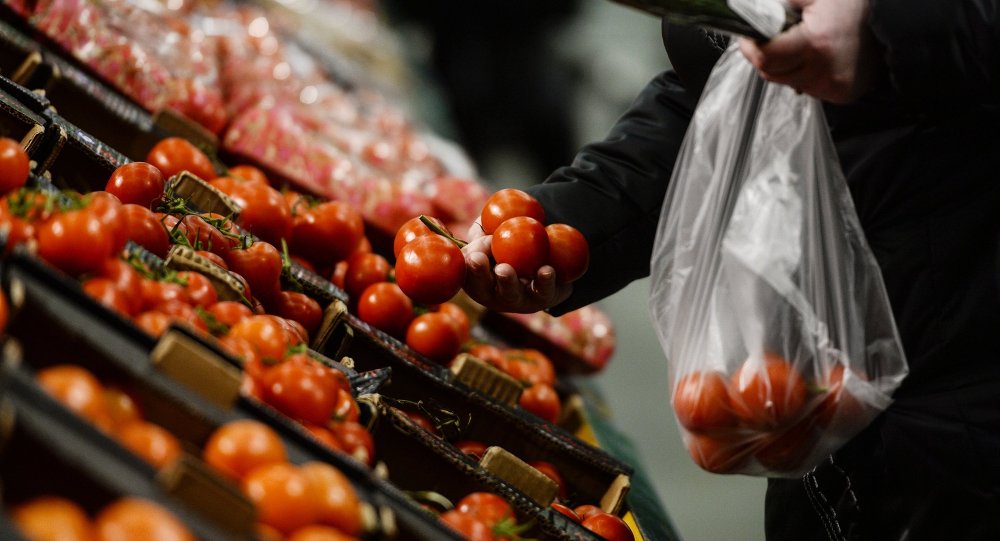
[649,44,908,477]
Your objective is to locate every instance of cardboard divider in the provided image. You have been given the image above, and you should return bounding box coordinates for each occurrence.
[167,171,241,219]
[163,244,248,303]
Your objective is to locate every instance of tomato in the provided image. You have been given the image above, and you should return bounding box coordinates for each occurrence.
[207,301,252,329]
[287,525,357,541]
[392,215,450,258]
[105,162,165,208]
[436,302,470,343]
[814,363,866,431]
[550,502,580,523]
[754,418,819,473]
[83,277,133,317]
[356,282,414,339]
[573,505,603,521]
[98,258,144,314]
[299,461,362,535]
[491,216,549,279]
[12,496,92,541]
[685,431,753,474]
[193,250,227,270]
[37,208,114,276]
[397,408,439,436]
[330,260,348,290]
[176,271,218,308]
[242,463,321,534]
[303,423,345,453]
[454,440,489,461]
[343,252,390,300]
[103,385,142,430]
[36,364,113,432]
[203,419,287,481]
[262,354,341,425]
[86,192,128,255]
[581,512,635,541]
[456,492,513,527]
[466,343,508,373]
[439,510,495,541]
[519,383,561,424]
[329,421,374,466]
[178,214,235,256]
[0,289,6,335]
[395,235,465,305]
[480,188,545,235]
[145,137,216,181]
[290,201,364,270]
[94,497,195,541]
[405,312,463,364]
[332,388,360,423]
[268,290,323,340]
[545,223,589,283]
[225,241,283,302]
[729,354,808,429]
[133,311,173,338]
[0,137,29,196]
[141,280,189,312]
[227,315,298,362]
[0,211,34,254]
[117,420,183,469]
[504,349,555,386]
[228,164,269,185]
[226,182,292,246]
[672,370,738,433]
[528,461,566,500]
[121,204,170,258]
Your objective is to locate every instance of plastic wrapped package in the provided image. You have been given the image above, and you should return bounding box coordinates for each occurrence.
[648,45,908,477]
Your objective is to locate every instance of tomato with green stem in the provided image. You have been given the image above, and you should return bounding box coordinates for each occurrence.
[225,240,283,302]
[393,215,451,258]
[121,204,170,258]
[226,181,292,246]
[395,234,465,305]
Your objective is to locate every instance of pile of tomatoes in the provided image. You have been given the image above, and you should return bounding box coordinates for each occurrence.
[463,343,562,425]
[438,492,529,541]
[550,503,634,541]
[672,353,863,475]
[12,495,198,541]
[202,420,363,540]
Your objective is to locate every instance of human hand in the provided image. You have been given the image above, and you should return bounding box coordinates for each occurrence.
[738,0,878,103]
[461,220,572,314]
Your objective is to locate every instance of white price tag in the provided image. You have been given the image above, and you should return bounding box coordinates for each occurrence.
[727,0,788,38]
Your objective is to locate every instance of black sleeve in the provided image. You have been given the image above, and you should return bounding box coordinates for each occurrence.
[525,70,698,315]
[868,0,1000,112]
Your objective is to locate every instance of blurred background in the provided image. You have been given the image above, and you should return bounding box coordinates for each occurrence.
[383,1,768,540]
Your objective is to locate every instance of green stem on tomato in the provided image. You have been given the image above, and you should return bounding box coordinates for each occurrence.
[419,215,467,248]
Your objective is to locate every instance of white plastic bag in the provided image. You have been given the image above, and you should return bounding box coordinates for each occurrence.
[649,44,908,477]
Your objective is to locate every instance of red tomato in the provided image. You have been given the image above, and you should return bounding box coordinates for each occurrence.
[466,343,508,373]
[179,214,236,256]
[395,235,465,305]
[227,315,298,362]
[329,421,374,467]
[98,257,144,314]
[36,364,113,432]
[103,385,142,430]
[86,192,128,255]
[405,312,463,364]
[814,363,866,431]
[299,461,362,535]
[303,423,345,453]
[685,431,753,474]
[176,271,218,308]
[545,223,589,283]
[133,311,173,338]
[397,408,439,436]
[145,137,216,181]
[436,302,470,343]
[242,463,323,534]
[93,497,196,541]
[392,215,451,258]
[0,137,29,196]
[454,440,489,461]
[202,419,287,481]
[729,354,808,429]
[290,201,364,270]
[117,420,183,469]
[519,383,561,424]
[573,505,603,521]
[356,282,414,339]
[343,252,391,300]
[581,512,635,541]
[672,370,739,433]
[504,349,555,386]
[121,204,170,258]
[140,280,189,312]
[550,502,580,523]
[225,241,283,302]
[268,290,323,340]
[529,461,567,500]
[287,525,357,541]
[0,211,34,254]
[105,162,165,208]
[332,388,360,423]
[207,301,253,329]
[439,510,495,541]
[754,418,820,473]
[228,164,269,185]
[196,250,228,270]
[226,182,292,246]
[456,492,513,527]
[480,188,545,235]
[12,497,92,541]
[261,354,341,425]
[491,216,549,278]
[37,208,115,276]
[83,277,133,317]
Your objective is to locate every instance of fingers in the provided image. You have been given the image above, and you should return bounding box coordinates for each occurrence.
[466,219,485,242]
[740,25,810,78]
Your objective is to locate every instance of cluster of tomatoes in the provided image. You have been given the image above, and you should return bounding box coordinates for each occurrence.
[35,364,182,470]
[549,503,634,541]
[437,491,529,541]
[202,420,363,541]
[672,353,862,474]
[12,495,197,541]
[464,343,562,425]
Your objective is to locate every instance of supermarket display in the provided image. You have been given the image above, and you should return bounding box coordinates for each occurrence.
[0,0,679,539]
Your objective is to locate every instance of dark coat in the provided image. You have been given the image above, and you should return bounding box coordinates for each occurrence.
[527,4,1000,539]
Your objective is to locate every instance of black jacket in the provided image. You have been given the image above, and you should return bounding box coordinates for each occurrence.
[527,4,1000,540]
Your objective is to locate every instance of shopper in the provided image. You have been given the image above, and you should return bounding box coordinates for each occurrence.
[462,0,1000,539]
